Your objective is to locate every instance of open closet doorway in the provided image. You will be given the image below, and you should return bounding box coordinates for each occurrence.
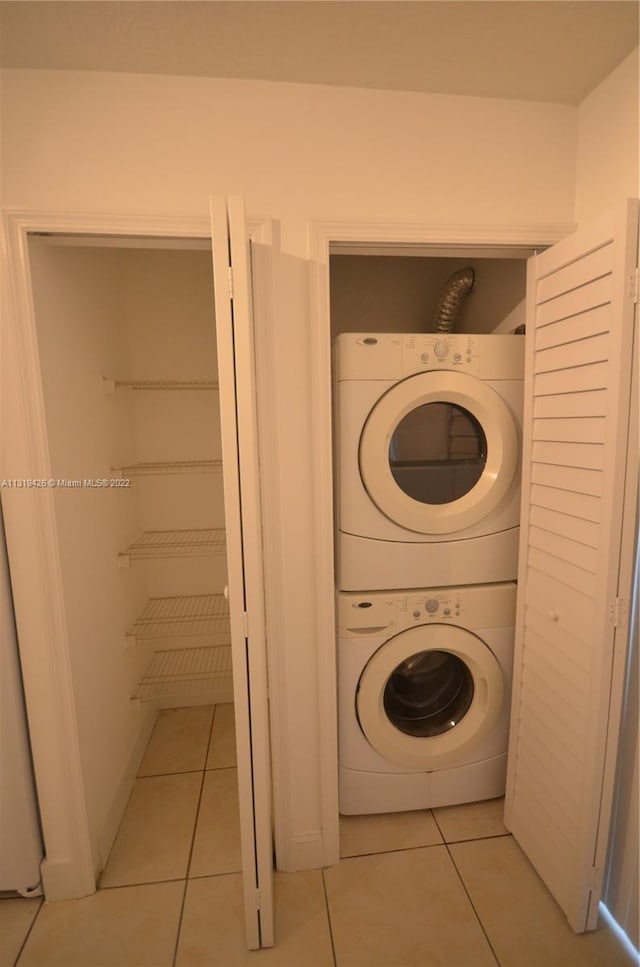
[309,201,638,933]
[2,201,273,949]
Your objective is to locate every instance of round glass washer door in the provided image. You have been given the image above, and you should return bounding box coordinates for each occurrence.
[356,624,504,770]
[359,370,519,534]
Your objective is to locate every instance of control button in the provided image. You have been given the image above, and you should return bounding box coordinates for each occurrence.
[453,353,462,362]
[421,352,429,363]
[434,341,449,359]
[362,337,378,345]
[425,599,439,614]
[443,608,451,616]
[413,610,421,618]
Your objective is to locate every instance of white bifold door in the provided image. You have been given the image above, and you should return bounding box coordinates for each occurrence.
[505,199,638,932]
[211,197,274,949]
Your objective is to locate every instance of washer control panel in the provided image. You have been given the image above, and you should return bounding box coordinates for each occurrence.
[407,591,462,622]
[338,583,516,636]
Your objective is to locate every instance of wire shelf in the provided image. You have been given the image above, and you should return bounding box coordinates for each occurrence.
[115,379,218,391]
[122,528,226,560]
[115,459,223,476]
[132,645,232,702]
[127,593,229,641]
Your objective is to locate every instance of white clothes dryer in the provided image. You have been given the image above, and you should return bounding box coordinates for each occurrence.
[334,332,524,590]
[338,583,516,815]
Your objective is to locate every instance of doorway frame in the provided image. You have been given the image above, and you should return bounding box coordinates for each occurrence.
[306,216,574,865]
[1,209,272,900]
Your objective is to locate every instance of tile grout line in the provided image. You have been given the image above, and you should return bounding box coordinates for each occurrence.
[430,809,504,966]
[12,896,44,966]
[171,704,218,967]
[443,838,503,967]
[320,867,339,967]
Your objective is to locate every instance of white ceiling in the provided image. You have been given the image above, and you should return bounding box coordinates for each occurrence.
[0,1,637,105]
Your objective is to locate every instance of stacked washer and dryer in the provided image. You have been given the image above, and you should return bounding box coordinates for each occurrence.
[334,316,525,815]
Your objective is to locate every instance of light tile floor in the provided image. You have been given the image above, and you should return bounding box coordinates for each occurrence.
[1,704,636,967]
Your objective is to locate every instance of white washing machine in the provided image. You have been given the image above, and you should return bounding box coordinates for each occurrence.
[334,332,524,590]
[338,583,516,815]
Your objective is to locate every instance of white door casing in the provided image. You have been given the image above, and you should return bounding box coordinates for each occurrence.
[308,220,571,867]
[2,211,216,900]
[505,199,639,932]
[210,196,274,949]
[1,209,275,940]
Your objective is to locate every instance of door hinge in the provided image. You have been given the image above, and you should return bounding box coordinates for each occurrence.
[628,266,639,303]
[228,265,234,300]
[609,597,628,628]
[586,866,603,892]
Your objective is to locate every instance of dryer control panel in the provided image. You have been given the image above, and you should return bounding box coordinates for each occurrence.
[335,332,524,381]
[338,582,516,636]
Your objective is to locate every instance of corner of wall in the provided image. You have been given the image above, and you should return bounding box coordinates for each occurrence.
[574,47,639,224]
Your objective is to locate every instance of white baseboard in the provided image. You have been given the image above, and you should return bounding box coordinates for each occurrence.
[40,855,96,901]
[96,708,157,871]
[280,829,325,872]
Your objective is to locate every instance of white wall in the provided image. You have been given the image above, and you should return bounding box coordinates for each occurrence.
[0,68,578,870]
[0,70,577,252]
[26,242,152,869]
[574,47,639,223]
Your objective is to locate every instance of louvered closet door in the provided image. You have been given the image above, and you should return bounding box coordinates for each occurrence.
[505,199,638,933]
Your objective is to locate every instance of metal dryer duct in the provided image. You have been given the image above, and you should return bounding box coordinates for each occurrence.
[432,267,475,333]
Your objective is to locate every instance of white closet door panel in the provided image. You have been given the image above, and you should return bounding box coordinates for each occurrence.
[514,742,582,828]
[536,243,612,303]
[528,526,599,573]
[529,505,599,547]
[524,625,591,696]
[533,417,605,444]
[535,304,609,350]
[530,484,601,521]
[534,361,608,396]
[506,199,638,932]
[531,440,604,471]
[528,547,597,597]
[535,332,608,372]
[530,463,603,497]
[517,729,583,803]
[516,711,585,793]
[521,658,590,735]
[511,797,576,903]
[514,744,582,838]
[524,608,591,674]
[536,275,612,327]
[533,390,607,421]
[210,197,274,950]
[518,693,588,778]
[525,561,596,642]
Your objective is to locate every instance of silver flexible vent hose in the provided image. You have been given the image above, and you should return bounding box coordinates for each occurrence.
[432,267,475,333]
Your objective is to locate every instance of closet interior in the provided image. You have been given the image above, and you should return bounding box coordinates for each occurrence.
[26,234,234,868]
[329,251,528,339]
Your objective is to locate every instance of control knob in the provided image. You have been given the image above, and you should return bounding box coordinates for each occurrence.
[434,341,449,359]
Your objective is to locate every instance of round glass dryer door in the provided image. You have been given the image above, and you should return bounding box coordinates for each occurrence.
[356,624,504,770]
[359,371,519,534]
